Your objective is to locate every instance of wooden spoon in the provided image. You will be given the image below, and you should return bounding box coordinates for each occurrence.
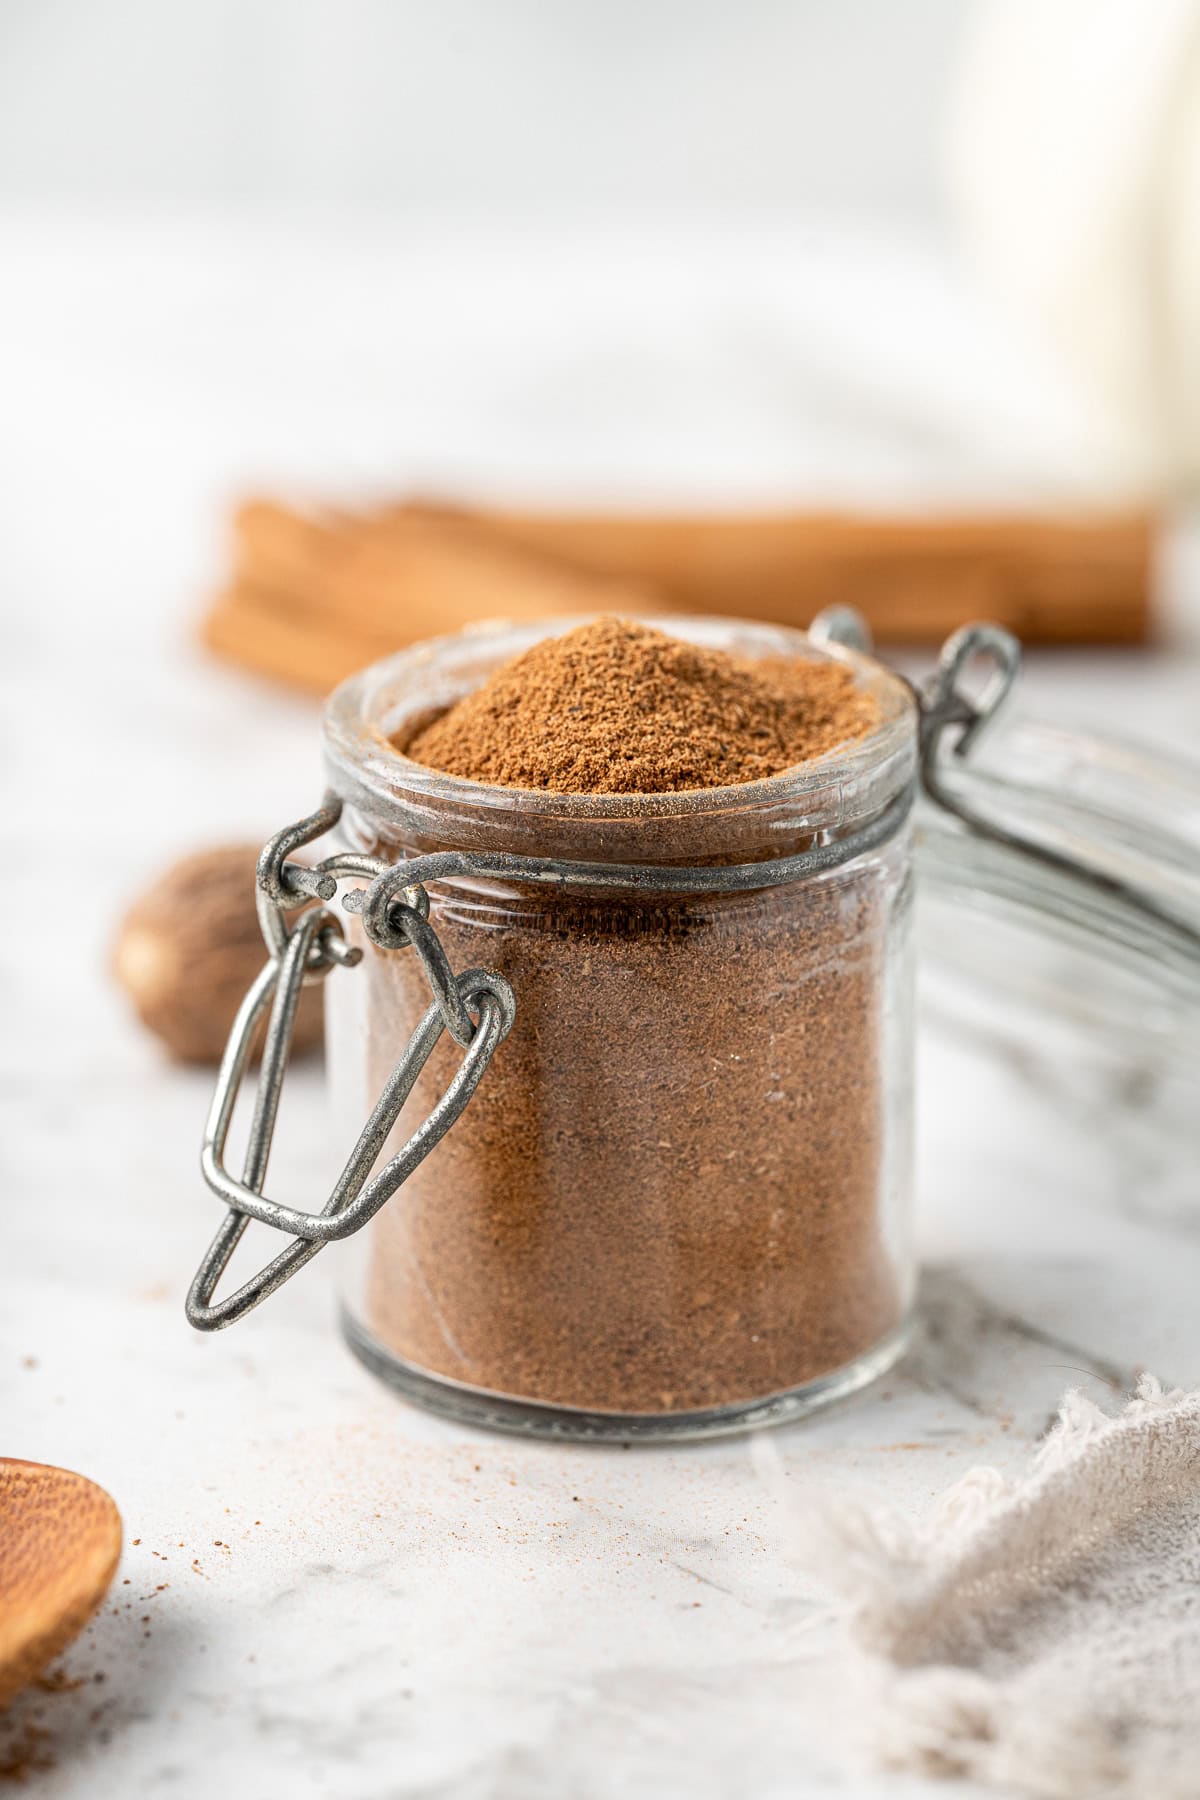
[0,1460,122,1708]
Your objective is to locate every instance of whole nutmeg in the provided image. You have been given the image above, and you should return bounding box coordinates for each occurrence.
[113,844,325,1065]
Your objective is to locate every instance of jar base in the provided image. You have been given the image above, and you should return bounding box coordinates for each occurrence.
[339,1307,913,1443]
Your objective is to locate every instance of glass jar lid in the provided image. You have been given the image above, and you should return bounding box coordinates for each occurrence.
[916,710,1200,1051]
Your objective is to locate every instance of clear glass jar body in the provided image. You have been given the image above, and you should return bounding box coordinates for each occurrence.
[324,616,917,1440]
[916,713,1200,1226]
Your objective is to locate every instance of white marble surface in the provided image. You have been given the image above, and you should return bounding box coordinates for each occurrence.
[2,218,1200,1799]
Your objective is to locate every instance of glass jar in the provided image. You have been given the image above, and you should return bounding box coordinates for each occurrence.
[186,610,1200,1439]
[318,617,917,1439]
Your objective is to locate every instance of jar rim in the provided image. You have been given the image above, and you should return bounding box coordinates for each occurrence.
[322,614,917,863]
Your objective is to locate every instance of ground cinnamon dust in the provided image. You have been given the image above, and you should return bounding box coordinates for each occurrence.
[403,616,879,791]
[349,618,911,1419]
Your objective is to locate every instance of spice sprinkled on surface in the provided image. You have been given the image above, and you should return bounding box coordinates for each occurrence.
[401,617,879,793]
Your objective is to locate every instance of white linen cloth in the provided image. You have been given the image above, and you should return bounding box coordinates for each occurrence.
[797,1378,1200,1797]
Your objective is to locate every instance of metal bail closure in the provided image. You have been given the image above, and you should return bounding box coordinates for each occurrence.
[918,622,1022,791]
[187,887,516,1331]
[916,621,1200,961]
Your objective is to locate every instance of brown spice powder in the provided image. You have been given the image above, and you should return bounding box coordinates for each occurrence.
[348,618,910,1418]
[402,616,880,792]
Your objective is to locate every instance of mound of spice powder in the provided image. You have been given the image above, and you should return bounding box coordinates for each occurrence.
[345,618,911,1421]
[402,616,880,791]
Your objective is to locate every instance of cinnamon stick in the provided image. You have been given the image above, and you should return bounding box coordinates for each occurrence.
[430,505,1154,645]
[200,498,1156,698]
[202,501,658,693]
[203,584,400,693]
[234,500,655,641]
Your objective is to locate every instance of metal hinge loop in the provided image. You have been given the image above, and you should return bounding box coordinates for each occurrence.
[186,810,516,1331]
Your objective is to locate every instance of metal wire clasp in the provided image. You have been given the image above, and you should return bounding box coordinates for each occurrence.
[915,623,1200,958]
[186,802,515,1331]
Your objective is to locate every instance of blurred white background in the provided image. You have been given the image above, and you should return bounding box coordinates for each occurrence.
[3,0,1200,712]
[6,0,1200,528]
[0,0,966,226]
